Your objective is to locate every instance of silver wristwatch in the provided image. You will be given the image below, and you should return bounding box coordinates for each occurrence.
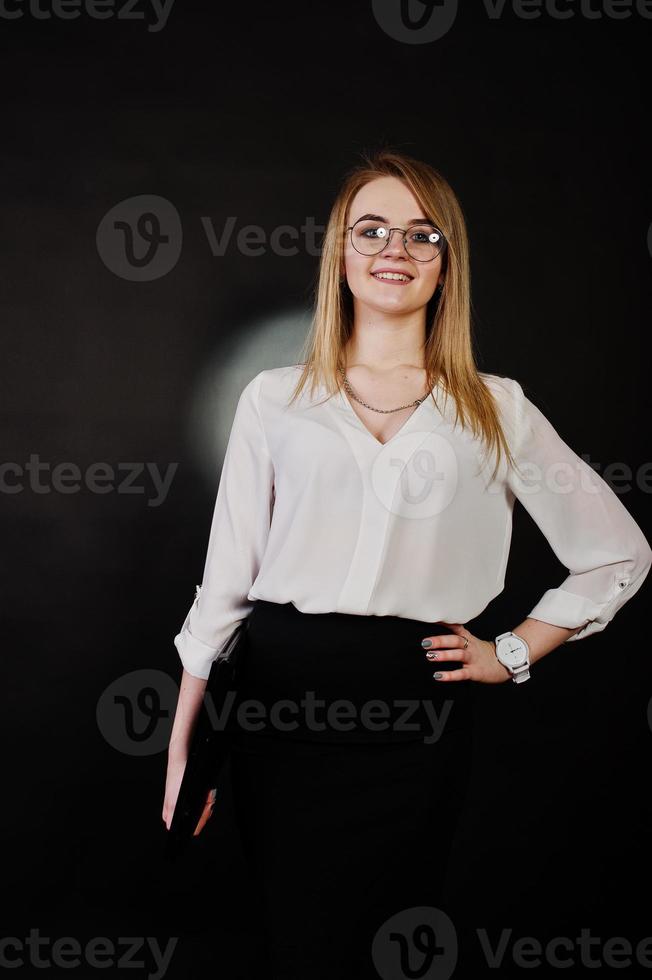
[494,631,531,684]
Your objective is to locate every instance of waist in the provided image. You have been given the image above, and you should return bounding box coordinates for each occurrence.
[226,599,475,743]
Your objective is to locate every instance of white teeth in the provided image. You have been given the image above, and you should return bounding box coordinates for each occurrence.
[372,272,412,282]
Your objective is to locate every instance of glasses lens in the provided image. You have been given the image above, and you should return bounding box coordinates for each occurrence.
[350,219,391,254]
[404,224,444,261]
[350,220,444,260]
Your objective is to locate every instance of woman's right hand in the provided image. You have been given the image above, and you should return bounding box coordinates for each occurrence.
[162,754,217,834]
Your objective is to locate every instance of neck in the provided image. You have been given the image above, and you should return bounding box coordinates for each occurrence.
[344,303,427,372]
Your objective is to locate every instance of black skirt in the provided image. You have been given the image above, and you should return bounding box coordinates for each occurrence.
[226,599,477,979]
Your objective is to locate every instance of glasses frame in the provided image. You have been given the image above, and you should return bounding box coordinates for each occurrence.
[346,218,448,263]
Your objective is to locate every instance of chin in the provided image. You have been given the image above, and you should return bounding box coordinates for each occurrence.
[360,288,420,311]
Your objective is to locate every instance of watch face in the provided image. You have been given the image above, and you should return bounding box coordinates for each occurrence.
[497,637,527,668]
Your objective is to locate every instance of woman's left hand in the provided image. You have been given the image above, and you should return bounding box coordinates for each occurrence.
[422,622,512,684]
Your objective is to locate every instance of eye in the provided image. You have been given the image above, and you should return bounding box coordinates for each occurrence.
[409,227,441,244]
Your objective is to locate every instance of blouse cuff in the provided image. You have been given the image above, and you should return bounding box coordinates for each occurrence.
[527,588,610,642]
[173,624,217,680]
[527,561,651,642]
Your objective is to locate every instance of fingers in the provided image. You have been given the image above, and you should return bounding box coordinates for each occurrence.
[422,633,470,657]
[193,805,213,836]
[422,632,469,648]
[422,632,472,682]
[425,649,467,662]
[193,791,217,836]
[432,667,471,682]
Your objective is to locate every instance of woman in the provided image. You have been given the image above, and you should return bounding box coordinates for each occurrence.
[163,151,651,978]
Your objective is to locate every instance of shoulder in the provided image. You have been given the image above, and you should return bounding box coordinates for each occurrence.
[236,365,306,418]
[239,364,303,399]
[245,364,303,404]
[254,364,304,386]
[478,373,535,451]
[478,371,524,399]
[478,372,528,416]
[479,373,566,454]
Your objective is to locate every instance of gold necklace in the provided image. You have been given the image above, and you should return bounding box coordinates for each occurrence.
[338,365,432,414]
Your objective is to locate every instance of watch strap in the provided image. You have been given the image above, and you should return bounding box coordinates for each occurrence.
[511,663,530,684]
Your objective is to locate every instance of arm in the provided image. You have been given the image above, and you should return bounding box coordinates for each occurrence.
[163,669,208,828]
[170,374,274,748]
[167,670,208,761]
[173,371,274,680]
[499,618,581,669]
[163,372,274,826]
[505,377,652,650]
[428,377,652,684]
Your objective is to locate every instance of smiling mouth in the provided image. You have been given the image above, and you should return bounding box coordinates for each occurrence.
[371,272,414,283]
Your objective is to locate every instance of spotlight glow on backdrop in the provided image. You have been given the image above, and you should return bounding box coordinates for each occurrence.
[186,306,313,485]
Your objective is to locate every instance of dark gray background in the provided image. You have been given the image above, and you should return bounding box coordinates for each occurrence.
[1,1,651,976]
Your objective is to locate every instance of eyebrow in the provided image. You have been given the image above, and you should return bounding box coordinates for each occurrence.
[354,213,435,226]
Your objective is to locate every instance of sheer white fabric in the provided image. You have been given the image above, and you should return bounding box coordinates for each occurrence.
[174,365,651,679]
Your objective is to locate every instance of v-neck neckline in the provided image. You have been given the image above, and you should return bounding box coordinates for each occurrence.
[337,384,436,448]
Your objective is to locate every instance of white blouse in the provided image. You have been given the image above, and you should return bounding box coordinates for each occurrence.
[174,364,652,679]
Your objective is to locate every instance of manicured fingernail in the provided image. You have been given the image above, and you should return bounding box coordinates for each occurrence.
[433,672,443,679]
[421,639,431,648]
[426,652,438,660]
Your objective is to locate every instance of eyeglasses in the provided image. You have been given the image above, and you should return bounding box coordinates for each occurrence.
[347,217,447,262]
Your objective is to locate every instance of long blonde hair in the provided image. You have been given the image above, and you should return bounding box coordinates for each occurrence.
[289,149,517,483]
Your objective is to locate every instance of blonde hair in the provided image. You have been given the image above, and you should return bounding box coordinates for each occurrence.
[289,148,517,483]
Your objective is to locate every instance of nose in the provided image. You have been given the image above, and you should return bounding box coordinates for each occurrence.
[382,228,410,258]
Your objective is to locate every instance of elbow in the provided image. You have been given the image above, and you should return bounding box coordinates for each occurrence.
[642,539,652,576]
[610,534,652,614]
[626,534,652,587]
[639,541,652,587]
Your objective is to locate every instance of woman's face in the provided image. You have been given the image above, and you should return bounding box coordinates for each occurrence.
[342,175,445,316]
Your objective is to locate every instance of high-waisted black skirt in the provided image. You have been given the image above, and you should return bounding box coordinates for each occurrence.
[226,599,477,979]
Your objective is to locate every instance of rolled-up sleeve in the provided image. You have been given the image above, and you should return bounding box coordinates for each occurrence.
[173,371,274,678]
[503,378,652,642]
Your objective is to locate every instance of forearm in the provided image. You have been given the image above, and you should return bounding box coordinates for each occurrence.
[509,617,584,666]
[168,669,208,761]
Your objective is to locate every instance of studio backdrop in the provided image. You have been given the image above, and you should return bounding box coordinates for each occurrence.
[1,1,651,978]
